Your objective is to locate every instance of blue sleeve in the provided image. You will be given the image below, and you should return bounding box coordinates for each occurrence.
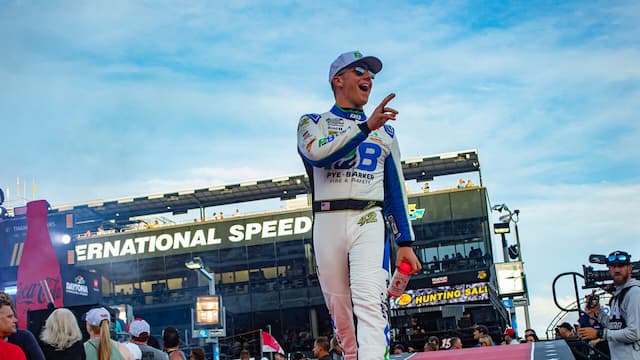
[383,136,415,245]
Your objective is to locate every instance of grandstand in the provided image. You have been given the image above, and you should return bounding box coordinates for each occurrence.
[1,149,514,357]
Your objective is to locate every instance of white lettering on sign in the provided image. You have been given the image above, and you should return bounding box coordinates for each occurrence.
[226,217,312,242]
[66,282,89,296]
[75,216,312,262]
[228,225,244,242]
[262,220,278,238]
[278,218,293,236]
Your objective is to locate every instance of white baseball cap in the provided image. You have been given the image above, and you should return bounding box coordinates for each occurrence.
[328,50,382,83]
[129,318,151,337]
[84,307,111,326]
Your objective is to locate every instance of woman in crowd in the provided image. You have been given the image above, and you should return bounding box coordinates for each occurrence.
[39,308,86,360]
[479,335,493,347]
[84,307,133,360]
[163,327,186,360]
[526,333,540,342]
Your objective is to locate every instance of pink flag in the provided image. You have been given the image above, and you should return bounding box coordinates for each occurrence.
[261,330,284,354]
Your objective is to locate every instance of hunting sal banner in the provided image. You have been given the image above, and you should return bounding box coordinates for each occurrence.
[390,282,488,309]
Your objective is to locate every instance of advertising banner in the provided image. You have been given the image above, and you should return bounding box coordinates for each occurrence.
[75,211,314,265]
[16,200,64,329]
[0,212,69,268]
[60,267,102,306]
[390,282,489,309]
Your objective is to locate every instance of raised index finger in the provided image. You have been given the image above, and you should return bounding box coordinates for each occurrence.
[378,93,396,109]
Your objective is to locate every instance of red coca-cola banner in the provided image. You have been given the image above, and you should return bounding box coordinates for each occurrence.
[16,200,64,329]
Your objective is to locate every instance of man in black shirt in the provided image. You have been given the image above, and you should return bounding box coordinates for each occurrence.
[313,337,331,360]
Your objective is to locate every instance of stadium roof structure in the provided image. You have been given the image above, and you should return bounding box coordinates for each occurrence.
[39,149,479,224]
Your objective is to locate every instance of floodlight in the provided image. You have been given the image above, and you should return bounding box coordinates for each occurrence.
[185,256,204,270]
[492,203,510,212]
[493,222,511,234]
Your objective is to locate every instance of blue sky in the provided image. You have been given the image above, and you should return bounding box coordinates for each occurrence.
[2,1,639,337]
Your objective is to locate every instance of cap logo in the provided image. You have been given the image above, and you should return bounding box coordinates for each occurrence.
[353,51,363,59]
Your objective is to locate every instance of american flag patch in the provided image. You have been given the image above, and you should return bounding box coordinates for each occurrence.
[320,202,330,211]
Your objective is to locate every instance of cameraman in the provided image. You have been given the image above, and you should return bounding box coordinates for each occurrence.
[579,291,610,356]
[580,291,604,329]
[578,250,640,359]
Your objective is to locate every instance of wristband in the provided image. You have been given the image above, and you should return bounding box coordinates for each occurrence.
[596,329,603,339]
[358,122,372,134]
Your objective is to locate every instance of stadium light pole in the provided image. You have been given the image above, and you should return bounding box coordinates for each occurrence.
[185,256,218,359]
[185,256,215,295]
[491,204,531,330]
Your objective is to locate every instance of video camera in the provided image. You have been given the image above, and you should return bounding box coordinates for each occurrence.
[584,290,599,309]
[582,254,640,290]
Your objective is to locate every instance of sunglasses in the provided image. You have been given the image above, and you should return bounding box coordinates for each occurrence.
[337,66,375,79]
[608,254,629,263]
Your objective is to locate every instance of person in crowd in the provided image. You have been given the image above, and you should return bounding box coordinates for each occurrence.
[274,351,286,360]
[576,290,610,354]
[579,291,605,330]
[578,250,640,360]
[123,341,141,360]
[0,291,44,360]
[146,335,162,350]
[9,326,45,360]
[525,333,539,343]
[129,318,167,359]
[502,328,518,345]
[328,335,343,360]
[422,182,430,192]
[442,254,451,271]
[0,292,26,359]
[297,50,421,360]
[473,325,490,346]
[423,343,438,352]
[239,349,250,360]
[313,336,331,360]
[479,335,493,347]
[429,256,440,272]
[189,347,205,360]
[39,308,86,359]
[113,308,127,342]
[449,337,463,350]
[84,307,133,360]
[457,310,473,329]
[428,336,440,350]
[162,327,186,360]
[392,344,405,354]
[556,322,578,340]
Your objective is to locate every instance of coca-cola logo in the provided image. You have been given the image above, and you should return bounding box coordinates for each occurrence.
[16,278,62,305]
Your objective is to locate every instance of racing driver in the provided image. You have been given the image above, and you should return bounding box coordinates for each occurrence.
[297,50,422,360]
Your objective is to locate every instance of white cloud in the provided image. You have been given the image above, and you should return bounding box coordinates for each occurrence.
[526,294,576,337]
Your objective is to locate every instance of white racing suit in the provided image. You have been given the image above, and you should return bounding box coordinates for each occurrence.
[297,105,415,360]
